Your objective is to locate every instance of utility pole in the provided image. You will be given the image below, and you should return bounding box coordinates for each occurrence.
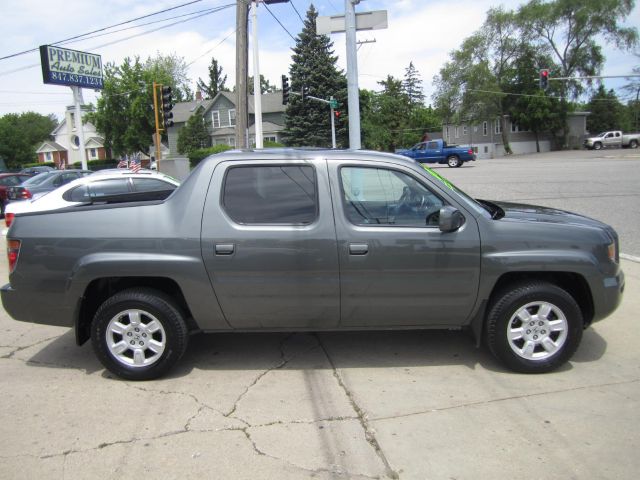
[235,0,249,149]
[345,0,361,150]
[251,1,263,148]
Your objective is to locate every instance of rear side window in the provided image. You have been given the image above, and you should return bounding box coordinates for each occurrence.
[66,179,131,202]
[132,178,176,193]
[223,165,317,225]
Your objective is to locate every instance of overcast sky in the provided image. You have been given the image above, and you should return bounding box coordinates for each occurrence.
[0,0,638,118]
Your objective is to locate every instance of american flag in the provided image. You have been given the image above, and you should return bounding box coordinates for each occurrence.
[130,154,141,173]
[117,156,128,169]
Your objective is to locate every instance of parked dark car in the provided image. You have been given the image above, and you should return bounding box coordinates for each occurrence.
[19,166,55,176]
[1,150,624,380]
[7,170,91,202]
[0,173,31,216]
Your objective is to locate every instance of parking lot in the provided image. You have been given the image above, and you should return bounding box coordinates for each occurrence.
[0,149,639,479]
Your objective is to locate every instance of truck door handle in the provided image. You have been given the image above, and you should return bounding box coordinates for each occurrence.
[349,243,368,255]
[215,244,235,255]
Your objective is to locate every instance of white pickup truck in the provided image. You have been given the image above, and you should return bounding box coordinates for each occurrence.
[584,130,640,150]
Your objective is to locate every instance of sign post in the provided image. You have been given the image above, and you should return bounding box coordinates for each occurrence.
[39,45,103,170]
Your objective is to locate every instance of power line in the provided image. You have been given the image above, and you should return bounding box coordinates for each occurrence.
[0,5,233,78]
[186,28,238,67]
[290,0,305,23]
[263,3,296,42]
[0,0,206,62]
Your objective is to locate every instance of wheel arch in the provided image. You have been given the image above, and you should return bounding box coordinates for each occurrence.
[469,271,594,345]
[75,277,198,345]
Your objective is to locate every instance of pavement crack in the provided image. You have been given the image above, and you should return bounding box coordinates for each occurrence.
[224,334,319,419]
[317,335,400,480]
[0,335,60,359]
[371,378,640,422]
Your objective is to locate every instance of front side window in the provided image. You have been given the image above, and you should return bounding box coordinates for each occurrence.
[340,167,445,227]
[223,165,317,225]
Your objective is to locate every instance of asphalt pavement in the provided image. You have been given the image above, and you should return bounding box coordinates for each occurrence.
[0,149,639,479]
[436,148,640,258]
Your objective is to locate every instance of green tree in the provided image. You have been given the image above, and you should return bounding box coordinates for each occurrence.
[248,75,277,94]
[586,85,627,133]
[197,57,228,99]
[177,107,210,155]
[145,52,193,101]
[433,7,527,154]
[88,54,193,156]
[0,112,58,168]
[402,62,425,106]
[282,5,348,147]
[518,0,638,144]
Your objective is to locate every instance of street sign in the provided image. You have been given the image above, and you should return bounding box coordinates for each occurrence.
[316,10,388,34]
[39,45,103,89]
[330,98,338,109]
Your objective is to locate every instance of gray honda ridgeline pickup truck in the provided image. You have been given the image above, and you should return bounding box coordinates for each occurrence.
[1,150,624,380]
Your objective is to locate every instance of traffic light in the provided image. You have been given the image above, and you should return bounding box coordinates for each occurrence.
[161,86,174,129]
[282,75,290,105]
[334,111,341,119]
[539,69,549,90]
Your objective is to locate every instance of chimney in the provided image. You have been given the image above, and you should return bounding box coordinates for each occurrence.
[196,89,202,101]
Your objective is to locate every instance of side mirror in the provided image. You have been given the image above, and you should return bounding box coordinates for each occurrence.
[439,206,465,232]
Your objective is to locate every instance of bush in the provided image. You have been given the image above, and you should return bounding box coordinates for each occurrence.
[188,144,233,168]
[22,161,55,168]
[72,159,121,171]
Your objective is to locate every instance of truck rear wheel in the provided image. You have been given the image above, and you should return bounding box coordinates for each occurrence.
[630,140,638,149]
[91,288,189,380]
[485,281,583,373]
[447,155,462,168]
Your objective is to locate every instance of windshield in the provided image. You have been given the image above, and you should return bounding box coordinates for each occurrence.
[421,166,488,216]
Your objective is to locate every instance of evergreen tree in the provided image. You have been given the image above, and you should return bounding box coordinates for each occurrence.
[402,62,424,106]
[197,57,228,99]
[282,5,348,147]
[177,107,210,155]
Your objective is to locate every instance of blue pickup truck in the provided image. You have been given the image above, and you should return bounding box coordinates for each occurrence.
[396,139,476,167]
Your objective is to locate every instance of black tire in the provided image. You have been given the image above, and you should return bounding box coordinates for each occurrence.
[593,142,602,150]
[630,140,638,149]
[447,155,461,168]
[91,288,189,380]
[485,281,583,373]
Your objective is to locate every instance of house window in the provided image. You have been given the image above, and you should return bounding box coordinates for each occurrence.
[45,152,52,161]
[90,148,97,159]
[455,126,459,138]
[484,146,489,153]
[229,109,236,127]
[228,137,236,147]
[445,126,449,141]
[212,111,220,128]
[70,113,76,130]
[472,146,478,153]
[495,120,502,134]
[463,125,468,136]
[264,136,277,143]
[483,121,488,136]
[511,122,519,133]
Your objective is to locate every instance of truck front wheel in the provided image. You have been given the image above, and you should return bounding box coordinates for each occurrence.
[485,281,583,373]
[91,288,189,380]
[447,155,462,168]
[593,142,603,150]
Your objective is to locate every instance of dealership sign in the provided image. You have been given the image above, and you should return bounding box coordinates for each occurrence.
[39,45,103,89]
